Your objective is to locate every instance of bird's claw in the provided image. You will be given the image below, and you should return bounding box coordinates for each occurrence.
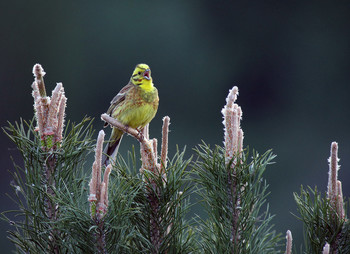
[137,128,145,141]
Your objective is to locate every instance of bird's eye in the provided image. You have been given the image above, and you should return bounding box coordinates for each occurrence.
[138,72,141,75]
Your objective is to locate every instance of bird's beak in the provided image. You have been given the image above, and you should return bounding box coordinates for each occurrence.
[143,69,151,80]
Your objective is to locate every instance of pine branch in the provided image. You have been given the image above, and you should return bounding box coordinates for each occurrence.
[194,86,281,253]
[101,113,162,252]
[294,142,350,254]
[102,113,194,253]
[194,144,281,253]
[32,64,68,253]
[3,64,95,253]
[88,130,112,254]
[3,117,94,253]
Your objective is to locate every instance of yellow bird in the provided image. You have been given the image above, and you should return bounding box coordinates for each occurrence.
[102,63,159,165]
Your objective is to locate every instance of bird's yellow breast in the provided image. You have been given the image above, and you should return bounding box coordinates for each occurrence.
[111,85,159,129]
[118,103,157,129]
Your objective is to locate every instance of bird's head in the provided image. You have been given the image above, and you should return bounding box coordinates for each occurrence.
[131,63,153,91]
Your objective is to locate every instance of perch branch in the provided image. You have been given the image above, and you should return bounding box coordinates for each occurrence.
[101,114,143,142]
[101,113,157,171]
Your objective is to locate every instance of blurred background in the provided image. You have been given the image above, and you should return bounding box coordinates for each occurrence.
[1,1,349,251]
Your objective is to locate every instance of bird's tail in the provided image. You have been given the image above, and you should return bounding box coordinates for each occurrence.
[102,131,123,166]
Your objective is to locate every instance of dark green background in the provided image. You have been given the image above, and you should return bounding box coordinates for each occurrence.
[1,1,350,251]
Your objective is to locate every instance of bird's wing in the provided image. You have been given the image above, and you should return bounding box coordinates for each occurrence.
[106,83,133,114]
[104,83,134,127]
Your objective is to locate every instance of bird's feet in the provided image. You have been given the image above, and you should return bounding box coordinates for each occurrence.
[136,127,145,141]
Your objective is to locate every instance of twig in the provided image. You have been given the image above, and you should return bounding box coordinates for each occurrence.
[285,230,292,254]
[323,243,330,254]
[160,116,170,171]
[101,114,143,142]
[43,154,60,254]
[222,86,244,251]
[89,130,111,254]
